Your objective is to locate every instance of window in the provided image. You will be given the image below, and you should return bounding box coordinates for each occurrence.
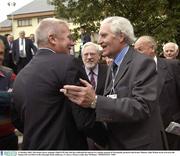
[17,19,32,27]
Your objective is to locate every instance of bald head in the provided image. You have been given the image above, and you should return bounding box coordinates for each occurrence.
[163,42,179,59]
[134,36,157,57]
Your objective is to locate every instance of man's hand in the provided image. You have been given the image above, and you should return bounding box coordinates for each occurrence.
[60,79,96,108]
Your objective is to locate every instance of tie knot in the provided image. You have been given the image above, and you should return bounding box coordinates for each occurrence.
[89,69,94,75]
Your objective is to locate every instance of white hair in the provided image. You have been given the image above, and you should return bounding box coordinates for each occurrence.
[81,42,101,56]
[101,16,136,44]
[35,18,68,47]
[163,42,179,52]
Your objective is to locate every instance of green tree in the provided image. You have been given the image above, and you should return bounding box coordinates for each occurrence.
[51,0,180,55]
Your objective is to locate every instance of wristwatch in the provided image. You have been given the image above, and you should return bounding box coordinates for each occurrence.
[90,95,97,109]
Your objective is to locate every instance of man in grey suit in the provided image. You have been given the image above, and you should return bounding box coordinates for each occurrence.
[61,16,167,150]
[135,35,180,149]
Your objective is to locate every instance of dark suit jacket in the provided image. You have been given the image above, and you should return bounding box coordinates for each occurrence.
[12,49,96,150]
[84,63,108,148]
[12,38,37,64]
[96,64,108,95]
[157,58,180,149]
[95,47,166,150]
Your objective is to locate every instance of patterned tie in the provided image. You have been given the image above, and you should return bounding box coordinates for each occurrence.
[90,70,96,89]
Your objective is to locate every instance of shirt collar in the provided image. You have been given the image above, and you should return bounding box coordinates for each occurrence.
[114,45,129,66]
[85,64,98,76]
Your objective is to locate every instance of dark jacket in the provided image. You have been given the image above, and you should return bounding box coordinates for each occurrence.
[95,47,167,150]
[12,49,96,150]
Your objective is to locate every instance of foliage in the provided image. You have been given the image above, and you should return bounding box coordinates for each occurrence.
[51,0,180,55]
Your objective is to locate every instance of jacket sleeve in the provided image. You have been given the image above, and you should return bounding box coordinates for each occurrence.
[96,56,158,123]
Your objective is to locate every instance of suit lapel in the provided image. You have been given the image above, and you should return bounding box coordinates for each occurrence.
[104,66,112,95]
[114,49,132,86]
[104,47,133,95]
[157,58,167,95]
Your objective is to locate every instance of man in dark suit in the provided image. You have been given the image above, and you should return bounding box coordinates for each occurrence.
[12,31,37,73]
[81,42,108,149]
[81,42,107,95]
[11,18,96,150]
[134,35,180,149]
[61,16,167,150]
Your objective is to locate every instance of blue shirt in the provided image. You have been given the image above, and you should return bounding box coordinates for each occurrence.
[114,45,129,67]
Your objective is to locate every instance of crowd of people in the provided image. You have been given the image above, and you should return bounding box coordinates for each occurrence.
[0,16,180,150]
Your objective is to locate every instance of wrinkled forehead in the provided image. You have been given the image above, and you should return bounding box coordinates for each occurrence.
[164,44,175,50]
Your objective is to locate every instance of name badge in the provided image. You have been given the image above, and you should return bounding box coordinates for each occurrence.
[107,94,117,99]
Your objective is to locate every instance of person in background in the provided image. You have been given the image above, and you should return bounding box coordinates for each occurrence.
[163,42,179,59]
[12,31,37,73]
[61,16,167,150]
[0,39,18,150]
[81,42,107,95]
[134,35,180,149]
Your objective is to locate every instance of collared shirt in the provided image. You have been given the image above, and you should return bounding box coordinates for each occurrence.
[85,64,98,89]
[19,38,26,57]
[114,45,129,67]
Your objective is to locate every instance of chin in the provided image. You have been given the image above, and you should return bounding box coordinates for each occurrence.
[86,63,96,69]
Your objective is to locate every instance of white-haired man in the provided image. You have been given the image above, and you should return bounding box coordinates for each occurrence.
[61,16,167,149]
[81,42,107,95]
[163,42,179,59]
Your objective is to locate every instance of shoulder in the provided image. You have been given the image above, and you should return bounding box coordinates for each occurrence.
[132,48,155,65]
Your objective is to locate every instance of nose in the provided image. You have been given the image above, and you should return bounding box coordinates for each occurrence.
[167,51,171,55]
[87,53,92,59]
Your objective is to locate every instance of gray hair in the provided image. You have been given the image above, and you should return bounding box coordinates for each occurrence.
[35,18,68,46]
[101,16,136,44]
[81,42,101,56]
[163,42,179,52]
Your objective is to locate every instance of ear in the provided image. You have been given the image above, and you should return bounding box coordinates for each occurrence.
[48,34,56,45]
[117,33,125,43]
